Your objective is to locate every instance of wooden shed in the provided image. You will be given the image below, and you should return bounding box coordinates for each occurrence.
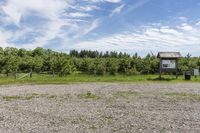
[157,52,182,79]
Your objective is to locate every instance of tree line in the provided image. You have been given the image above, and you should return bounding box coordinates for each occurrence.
[0,47,199,77]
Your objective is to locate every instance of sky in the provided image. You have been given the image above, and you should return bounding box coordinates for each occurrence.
[0,0,200,56]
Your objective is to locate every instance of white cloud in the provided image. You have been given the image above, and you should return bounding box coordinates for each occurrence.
[67,19,100,39]
[2,0,68,25]
[0,29,14,48]
[196,21,200,26]
[110,4,125,16]
[177,23,194,31]
[71,23,200,56]
[178,16,188,21]
[74,5,100,12]
[81,19,100,36]
[121,0,150,16]
[0,0,71,49]
[68,12,92,18]
[84,0,121,3]
[0,0,101,49]
[104,0,121,2]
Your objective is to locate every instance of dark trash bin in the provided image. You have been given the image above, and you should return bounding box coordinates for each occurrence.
[184,71,191,80]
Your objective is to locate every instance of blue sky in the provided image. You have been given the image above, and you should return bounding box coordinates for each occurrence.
[0,0,200,56]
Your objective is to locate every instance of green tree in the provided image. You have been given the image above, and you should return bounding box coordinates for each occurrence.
[32,47,45,57]
[33,56,44,73]
[3,55,20,78]
[88,59,106,75]
[4,47,18,56]
[118,58,131,74]
[106,58,119,75]
[55,54,76,76]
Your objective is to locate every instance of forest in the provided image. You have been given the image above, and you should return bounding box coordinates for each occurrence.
[0,47,199,77]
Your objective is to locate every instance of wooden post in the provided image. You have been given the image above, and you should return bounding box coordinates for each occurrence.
[30,69,32,78]
[176,59,178,79]
[53,70,55,77]
[159,59,162,79]
[14,70,17,79]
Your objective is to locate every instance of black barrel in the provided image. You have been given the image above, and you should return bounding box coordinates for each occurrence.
[184,71,191,80]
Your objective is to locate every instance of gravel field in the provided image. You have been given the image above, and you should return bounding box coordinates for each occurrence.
[0,83,200,133]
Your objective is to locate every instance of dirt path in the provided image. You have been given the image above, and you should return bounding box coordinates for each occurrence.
[0,83,200,133]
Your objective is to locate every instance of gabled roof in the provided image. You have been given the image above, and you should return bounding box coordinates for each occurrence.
[157,52,182,58]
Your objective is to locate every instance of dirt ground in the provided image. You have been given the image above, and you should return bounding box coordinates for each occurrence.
[0,83,200,133]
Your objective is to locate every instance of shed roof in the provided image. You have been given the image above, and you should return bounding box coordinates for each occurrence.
[157,52,182,58]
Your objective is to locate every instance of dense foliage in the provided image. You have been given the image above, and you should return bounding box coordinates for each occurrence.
[0,47,199,77]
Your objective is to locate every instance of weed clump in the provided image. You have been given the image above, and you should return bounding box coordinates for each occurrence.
[3,96,22,101]
[78,91,99,99]
[2,93,57,101]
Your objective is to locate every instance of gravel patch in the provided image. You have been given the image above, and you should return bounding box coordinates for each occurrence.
[0,83,200,132]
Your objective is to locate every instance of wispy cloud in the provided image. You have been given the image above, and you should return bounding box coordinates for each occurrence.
[178,16,188,21]
[2,0,68,25]
[110,4,125,16]
[122,0,150,16]
[0,28,14,48]
[71,22,200,56]
[83,0,121,3]
[70,19,100,39]
[196,21,200,26]
[0,0,102,49]
[77,5,100,12]
[68,12,92,18]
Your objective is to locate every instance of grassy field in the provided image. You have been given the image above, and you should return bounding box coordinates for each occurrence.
[0,73,200,85]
